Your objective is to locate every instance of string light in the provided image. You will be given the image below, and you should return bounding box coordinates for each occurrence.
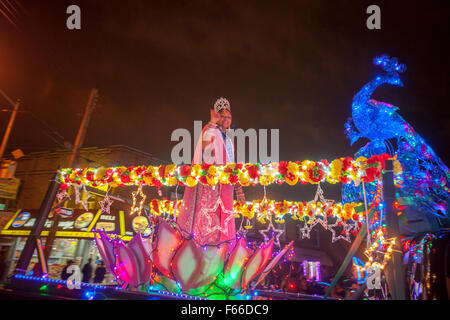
[149,198,365,225]
[361,229,396,271]
[74,183,92,210]
[99,193,114,215]
[259,218,284,248]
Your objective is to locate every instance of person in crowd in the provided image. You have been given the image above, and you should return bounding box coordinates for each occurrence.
[31,261,42,277]
[345,280,361,299]
[330,279,346,299]
[81,258,93,283]
[93,261,107,284]
[0,249,8,284]
[61,260,74,280]
[298,275,309,294]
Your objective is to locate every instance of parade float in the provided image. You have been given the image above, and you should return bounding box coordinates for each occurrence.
[7,55,449,300]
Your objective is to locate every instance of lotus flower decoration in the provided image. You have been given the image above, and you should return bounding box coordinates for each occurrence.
[95,230,152,288]
[95,218,293,298]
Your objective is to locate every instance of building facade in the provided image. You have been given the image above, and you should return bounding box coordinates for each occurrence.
[0,145,170,283]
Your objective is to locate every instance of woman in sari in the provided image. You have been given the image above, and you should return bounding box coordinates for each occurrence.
[177,98,245,246]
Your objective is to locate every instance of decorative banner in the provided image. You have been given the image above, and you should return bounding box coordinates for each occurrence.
[0,208,146,240]
[59,154,402,189]
[0,177,20,199]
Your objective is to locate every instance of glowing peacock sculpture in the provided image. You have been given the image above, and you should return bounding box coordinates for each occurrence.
[343,55,449,229]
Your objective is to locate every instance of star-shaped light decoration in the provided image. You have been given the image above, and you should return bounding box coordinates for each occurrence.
[237,226,249,240]
[74,184,91,211]
[298,184,335,240]
[307,183,335,230]
[260,218,284,248]
[130,185,146,216]
[56,189,69,203]
[298,216,315,239]
[99,193,114,215]
[328,217,352,243]
[198,196,235,237]
[237,219,252,240]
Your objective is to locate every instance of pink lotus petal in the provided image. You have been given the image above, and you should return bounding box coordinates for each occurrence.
[115,234,152,287]
[94,230,117,277]
[251,241,294,289]
[115,240,139,287]
[152,218,183,279]
[190,243,227,289]
[171,239,204,291]
[240,238,274,289]
[223,238,253,288]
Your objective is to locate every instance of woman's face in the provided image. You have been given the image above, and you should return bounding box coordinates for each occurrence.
[220,109,232,129]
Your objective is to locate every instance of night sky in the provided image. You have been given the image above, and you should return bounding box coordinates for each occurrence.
[0,0,449,201]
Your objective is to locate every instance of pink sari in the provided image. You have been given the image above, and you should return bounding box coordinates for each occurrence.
[176,123,235,246]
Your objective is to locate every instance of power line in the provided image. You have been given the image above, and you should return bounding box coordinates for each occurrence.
[10,0,23,13]
[3,0,19,14]
[21,107,70,146]
[0,100,70,150]
[0,0,17,19]
[0,4,16,28]
[0,0,24,32]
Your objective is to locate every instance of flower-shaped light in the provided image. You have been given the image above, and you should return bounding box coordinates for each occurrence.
[94,230,152,288]
[115,234,152,287]
[96,218,291,297]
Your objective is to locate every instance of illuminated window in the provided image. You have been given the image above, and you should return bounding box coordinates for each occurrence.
[302,260,321,281]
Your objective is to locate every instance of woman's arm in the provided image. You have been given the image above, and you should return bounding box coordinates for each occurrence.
[202,109,221,150]
[235,182,245,203]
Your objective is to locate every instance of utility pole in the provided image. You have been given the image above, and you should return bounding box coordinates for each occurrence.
[383,159,406,299]
[43,88,99,261]
[15,169,61,275]
[68,88,99,168]
[0,90,20,160]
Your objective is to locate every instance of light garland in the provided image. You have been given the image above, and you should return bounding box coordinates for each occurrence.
[59,154,402,189]
[148,198,365,225]
[13,274,206,300]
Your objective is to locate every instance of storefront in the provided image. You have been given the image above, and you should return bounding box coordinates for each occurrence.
[1,207,153,284]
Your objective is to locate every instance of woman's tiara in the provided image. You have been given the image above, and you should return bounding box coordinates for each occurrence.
[214,97,231,112]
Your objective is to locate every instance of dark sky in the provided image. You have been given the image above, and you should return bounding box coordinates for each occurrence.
[0,0,449,201]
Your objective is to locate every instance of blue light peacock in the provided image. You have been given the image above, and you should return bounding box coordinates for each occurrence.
[342,55,449,232]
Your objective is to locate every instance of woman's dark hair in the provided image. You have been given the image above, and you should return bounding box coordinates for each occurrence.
[218,108,231,114]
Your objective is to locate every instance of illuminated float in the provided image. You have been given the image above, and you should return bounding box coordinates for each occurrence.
[55,153,400,299]
[9,55,447,300]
